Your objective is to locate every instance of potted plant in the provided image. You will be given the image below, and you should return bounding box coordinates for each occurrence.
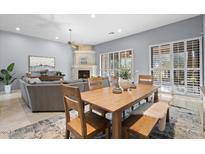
[117,67,132,91]
[0,63,16,94]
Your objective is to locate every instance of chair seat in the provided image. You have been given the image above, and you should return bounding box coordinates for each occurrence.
[123,115,158,138]
[67,111,110,138]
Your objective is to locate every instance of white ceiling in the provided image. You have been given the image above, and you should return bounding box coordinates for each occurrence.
[0,14,199,45]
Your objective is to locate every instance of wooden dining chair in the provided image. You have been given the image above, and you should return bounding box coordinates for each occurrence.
[102,77,111,87]
[138,75,153,85]
[88,76,104,90]
[62,85,110,139]
[87,77,108,117]
[111,76,118,87]
[138,75,153,104]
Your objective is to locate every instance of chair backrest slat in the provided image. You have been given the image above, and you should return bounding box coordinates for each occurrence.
[139,75,153,85]
[102,77,110,87]
[111,76,118,87]
[88,77,103,90]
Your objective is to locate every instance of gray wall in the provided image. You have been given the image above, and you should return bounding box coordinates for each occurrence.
[95,15,203,82]
[203,15,205,84]
[0,15,204,91]
[0,30,73,91]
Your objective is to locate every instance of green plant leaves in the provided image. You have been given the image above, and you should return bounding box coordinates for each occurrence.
[4,73,12,85]
[0,75,3,81]
[7,63,15,72]
[118,67,131,80]
[1,69,8,74]
[0,63,15,85]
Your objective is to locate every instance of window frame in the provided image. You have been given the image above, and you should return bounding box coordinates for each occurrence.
[149,37,202,96]
[99,49,134,79]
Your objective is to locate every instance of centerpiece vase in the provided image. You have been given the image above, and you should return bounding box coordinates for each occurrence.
[119,78,131,91]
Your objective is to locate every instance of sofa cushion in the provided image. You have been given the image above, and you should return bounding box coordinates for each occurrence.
[36,81,61,84]
[27,78,42,84]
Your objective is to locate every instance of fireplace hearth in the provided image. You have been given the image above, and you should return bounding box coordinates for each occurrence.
[78,70,90,79]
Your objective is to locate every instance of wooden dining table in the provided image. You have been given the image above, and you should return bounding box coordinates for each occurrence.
[81,84,159,139]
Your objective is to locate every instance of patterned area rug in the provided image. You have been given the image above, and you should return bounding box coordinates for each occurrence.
[7,104,204,139]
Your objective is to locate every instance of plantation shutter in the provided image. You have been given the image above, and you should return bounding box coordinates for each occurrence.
[160,44,171,92]
[150,37,201,96]
[100,53,109,77]
[151,46,161,85]
[173,41,186,94]
[186,39,200,94]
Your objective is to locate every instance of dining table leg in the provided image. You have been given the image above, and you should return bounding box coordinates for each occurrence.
[112,110,122,139]
[154,89,159,103]
[166,108,170,123]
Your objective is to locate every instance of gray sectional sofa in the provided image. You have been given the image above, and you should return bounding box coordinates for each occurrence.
[19,79,89,112]
[19,77,110,112]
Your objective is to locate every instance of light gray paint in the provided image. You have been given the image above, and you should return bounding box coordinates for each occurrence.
[95,15,203,83]
[0,30,73,91]
[203,15,205,85]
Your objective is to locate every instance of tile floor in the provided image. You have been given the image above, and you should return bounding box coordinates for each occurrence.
[0,90,64,138]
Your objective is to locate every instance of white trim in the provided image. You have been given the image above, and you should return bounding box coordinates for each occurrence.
[149,46,152,74]
[100,48,133,54]
[149,36,201,48]
[99,53,102,76]
[73,50,95,54]
[199,37,203,87]
[184,40,187,94]
[170,43,174,95]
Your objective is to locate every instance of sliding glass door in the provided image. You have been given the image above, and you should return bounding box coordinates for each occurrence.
[150,37,202,96]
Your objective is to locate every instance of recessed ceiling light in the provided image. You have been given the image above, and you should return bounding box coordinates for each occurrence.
[108,32,115,35]
[55,37,59,40]
[91,14,96,18]
[16,27,20,31]
[118,28,122,33]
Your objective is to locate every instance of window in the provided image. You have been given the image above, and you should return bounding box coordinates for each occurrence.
[173,41,186,94]
[100,49,133,78]
[160,44,172,92]
[150,37,202,95]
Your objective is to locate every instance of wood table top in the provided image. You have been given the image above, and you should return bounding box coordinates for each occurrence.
[81,84,159,112]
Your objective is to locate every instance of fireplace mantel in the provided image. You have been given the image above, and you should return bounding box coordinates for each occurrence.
[72,65,97,68]
[71,47,97,80]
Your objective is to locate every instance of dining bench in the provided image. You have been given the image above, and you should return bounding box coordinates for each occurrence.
[123,114,158,138]
[123,101,169,138]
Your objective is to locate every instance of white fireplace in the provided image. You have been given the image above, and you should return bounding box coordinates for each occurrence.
[71,46,97,80]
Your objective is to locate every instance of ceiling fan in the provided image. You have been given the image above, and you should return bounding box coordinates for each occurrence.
[68,29,79,49]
